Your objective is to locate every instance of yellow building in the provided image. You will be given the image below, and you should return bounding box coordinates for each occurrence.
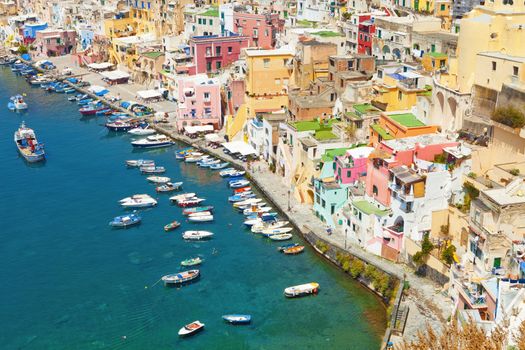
[444,0,525,93]
[372,67,427,111]
[421,52,448,73]
[227,48,294,140]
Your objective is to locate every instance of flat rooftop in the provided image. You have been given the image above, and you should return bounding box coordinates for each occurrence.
[382,134,453,151]
[483,179,525,206]
[388,113,426,128]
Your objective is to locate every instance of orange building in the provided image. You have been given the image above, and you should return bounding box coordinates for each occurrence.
[369,112,439,147]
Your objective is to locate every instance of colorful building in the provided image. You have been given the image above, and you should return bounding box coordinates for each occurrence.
[21,21,47,44]
[33,28,76,57]
[357,17,374,55]
[174,74,222,132]
[369,112,439,147]
[334,147,375,184]
[313,161,350,227]
[189,34,250,74]
[233,11,282,49]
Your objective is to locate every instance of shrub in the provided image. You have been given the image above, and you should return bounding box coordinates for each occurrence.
[434,152,447,164]
[363,265,377,280]
[412,234,434,266]
[349,259,365,278]
[316,240,330,254]
[467,172,477,179]
[492,106,525,129]
[441,244,456,265]
[510,168,520,176]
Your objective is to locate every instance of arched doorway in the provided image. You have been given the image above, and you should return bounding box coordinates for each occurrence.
[393,216,404,233]
[436,91,445,113]
[447,96,458,118]
[392,48,401,60]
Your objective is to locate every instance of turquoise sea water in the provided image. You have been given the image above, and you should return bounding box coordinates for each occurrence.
[0,68,386,349]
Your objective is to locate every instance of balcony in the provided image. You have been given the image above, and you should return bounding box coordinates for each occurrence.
[457,282,488,309]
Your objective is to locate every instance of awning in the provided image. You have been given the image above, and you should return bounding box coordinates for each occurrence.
[184,125,214,134]
[204,133,222,143]
[137,89,162,99]
[87,62,114,70]
[221,141,258,156]
[399,71,422,79]
[100,70,130,81]
[88,85,107,94]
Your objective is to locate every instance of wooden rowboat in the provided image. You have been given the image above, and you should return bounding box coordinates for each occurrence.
[283,245,305,255]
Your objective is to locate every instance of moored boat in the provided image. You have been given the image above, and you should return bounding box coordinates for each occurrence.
[269,233,293,241]
[177,198,205,207]
[109,213,141,228]
[119,194,157,208]
[178,321,204,337]
[126,159,155,167]
[8,94,28,110]
[219,168,236,177]
[140,166,166,174]
[164,220,181,232]
[131,134,174,148]
[147,176,171,184]
[261,227,293,235]
[182,230,214,240]
[233,186,251,194]
[169,193,196,202]
[156,182,183,193]
[162,269,200,285]
[209,162,230,170]
[233,198,262,208]
[284,282,319,298]
[181,257,203,266]
[283,245,305,255]
[182,206,214,215]
[230,180,250,188]
[188,214,214,222]
[128,124,155,135]
[222,315,252,325]
[251,220,290,233]
[278,243,299,252]
[13,122,45,162]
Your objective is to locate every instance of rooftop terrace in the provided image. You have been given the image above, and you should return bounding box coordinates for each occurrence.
[389,113,426,128]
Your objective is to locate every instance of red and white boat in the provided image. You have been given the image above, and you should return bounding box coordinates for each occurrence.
[178,320,205,337]
[177,198,205,207]
[233,186,251,194]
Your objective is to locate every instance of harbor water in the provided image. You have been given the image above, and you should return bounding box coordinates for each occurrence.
[0,68,386,349]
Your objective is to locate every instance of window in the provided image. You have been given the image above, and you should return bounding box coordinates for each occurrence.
[265,29,269,37]
[321,199,326,208]
[275,78,281,85]
[331,204,335,215]
[316,194,320,204]
[204,107,212,115]
[377,29,382,39]
[358,212,362,220]
[253,29,258,37]
[215,46,221,55]
[398,90,403,101]
[205,46,211,56]
[513,66,519,76]
[206,61,212,72]
[440,4,446,10]
[216,61,221,70]
[203,19,207,25]
[256,20,261,26]
[378,70,383,78]
[198,18,202,24]
[372,185,378,196]
[263,58,270,68]
[203,92,210,99]
[209,19,213,25]
[492,61,497,71]
[346,170,351,178]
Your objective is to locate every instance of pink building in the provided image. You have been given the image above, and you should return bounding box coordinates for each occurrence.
[175,74,222,131]
[34,28,77,57]
[365,134,459,206]
[225,78,245,115]
[190,34,250,74]
[233,12,283,49]
[335,147,375,184]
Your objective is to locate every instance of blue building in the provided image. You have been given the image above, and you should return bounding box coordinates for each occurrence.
[22,22,48,43]
[79,28,95,50]
[313,161,350,228]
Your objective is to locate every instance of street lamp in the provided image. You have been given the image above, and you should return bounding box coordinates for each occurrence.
[287,189,291,211]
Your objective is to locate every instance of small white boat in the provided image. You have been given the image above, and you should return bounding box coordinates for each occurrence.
[182,231,214,240]
[284,282,320,298]
[233,198,262,208]
[243,206,272,215]
[147,176,171,184]
[126,159,154,167]
[128,126,156,135]
[251,221,290,233]
[169,193,196,202]
[188,211,212,217]
[219,168,236,177]
[188,215,214,222]
[230,180,250,189]
[140,166,166,174]
[244,218,263,226]
[269,233,293,241]
[162,270,200,285]
[119,194,157,208]
[178,320,204,337]
[261,227,293,235]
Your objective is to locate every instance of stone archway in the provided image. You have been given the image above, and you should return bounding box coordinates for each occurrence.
[382,45,391,54]
[392,48,401,60]
[436,91,445,113]
[447,96,458,119]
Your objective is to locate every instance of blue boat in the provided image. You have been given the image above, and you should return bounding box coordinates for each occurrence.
[109,213,141,228]
[77,98,93,106]
[228,193,255,202]
[222,314,251,325]
[209,162,229,170]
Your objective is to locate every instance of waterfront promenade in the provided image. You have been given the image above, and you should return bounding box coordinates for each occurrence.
[46,55,452,343]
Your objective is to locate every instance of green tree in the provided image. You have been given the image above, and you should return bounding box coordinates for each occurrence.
[349,259,365,278]
[441,244,456,265]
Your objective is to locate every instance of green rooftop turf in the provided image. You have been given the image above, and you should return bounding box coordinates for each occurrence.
[322,147,349,162]
[428,52,447,59]
[200,8,219,17]
[142,51,164,59]
[314,130,337,141]
[291,118,337,132]
[311,31,342,37]
[297,19,317,28]
[353,200,389,216]
[346,111,362,121]
[371,124,394,140]
[353,103,380,115]
[389,113,426,128]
